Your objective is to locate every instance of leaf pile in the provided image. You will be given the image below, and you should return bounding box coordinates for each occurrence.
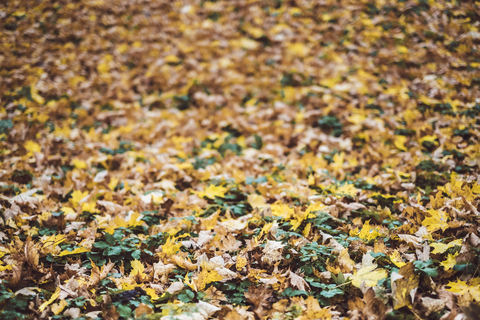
[1,0,480,319]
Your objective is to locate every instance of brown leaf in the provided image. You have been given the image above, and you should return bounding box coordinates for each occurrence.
[392,263,419,310]
[364,288,387,320]
[88,260,114,288]
[9,261,24,288]
[103,306,119,320]
[24,238,39,270]
[134,303,153,318]
[414,296,447,317]
[220,234,242,252]
[289,270,310,291]
[244,285,273,319]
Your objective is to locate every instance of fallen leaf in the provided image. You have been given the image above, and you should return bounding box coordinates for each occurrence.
[351,252,388,288]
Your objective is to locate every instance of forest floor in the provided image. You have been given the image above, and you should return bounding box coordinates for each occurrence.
[1,0,480,319]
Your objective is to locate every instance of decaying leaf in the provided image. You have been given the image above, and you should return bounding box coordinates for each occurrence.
[2,0,480,318]
[351,252,388,288]
[392,263,420,309]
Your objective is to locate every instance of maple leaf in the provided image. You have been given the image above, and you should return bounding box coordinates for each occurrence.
[358,220,382,242]
[236,255,248,271]
[153,260,175,283]
[58,246,89,256]
[289,271,310,291]
[130,259,148,282]
[338,248,355,273]
[88,260,114,288]
[202,210,220,231]
[4,0,480,317]
[161,237,183,256]
[300,296,332,320]
[262,241,285,264]
[392,263,419,309]
[422,209,449,233]
[430,239,462,254]
[248,194,268,209]
[51,300,68,315]
[70,190,89,207]
[24,141,41,155]
[440,253,459,271]
[389,250,406,268]
[195,269,223,291]
[446,278,480,302]
[394,136,408,151]
[197,184,228,199]
[271,202,294,219]
[351,252,388,288]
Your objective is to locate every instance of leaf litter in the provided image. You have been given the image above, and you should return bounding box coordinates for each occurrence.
[1,0,480,319]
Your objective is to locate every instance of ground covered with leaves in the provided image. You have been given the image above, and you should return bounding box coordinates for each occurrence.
[1,0,480,319]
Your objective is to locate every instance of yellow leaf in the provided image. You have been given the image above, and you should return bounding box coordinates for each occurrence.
[165,55,180,63]
[351,252,388,288]
[243,24,264,38]
[51,300,68,315]
[394,135,407,151]
[302,222,312,238]
[422,209,449,232]
[330,152,345,171]
[0,262,12,272]
[338,248,355,273]
[446,279,470,295]
[308,174,315,185]
[271,202,294,219]
[335,183,357,197]
[127,211,144,228]
[72,159,87,169]
[162,237,182,256]
[82,202,99,213]
[197,184,228,199]
[404,109,420,126]
[70,190,89,207]
[117,43,129,54]
[144,288,158,300]
[25,141,41,154]
[287,43,309,58]
[440,252,459,271]
[58,247,89,256]
[389,250,406,268]
[31,87,45,105]
[130,259,147,278]
[393,263,419,309]
[237,38,259,50]
[202,210,220,230]
[236,256,247,270]
[430,239,462,254]
[300,296,332,320]
[305,202,326,217]
[195,269,223,291]
[39,287,61,312]
[358,220,381,242]
[248,194,268,209]
[97,62,110,74]
[419,135,438,144]
[283,86,296,102]
[108,177,119,191]
[348,114,366,124]
[184,273,196,291]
